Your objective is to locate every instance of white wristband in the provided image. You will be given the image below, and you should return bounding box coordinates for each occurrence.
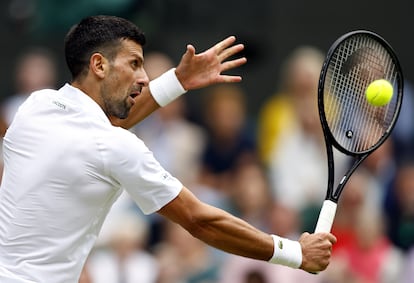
[149,68,187,107]
[269,235,302,269]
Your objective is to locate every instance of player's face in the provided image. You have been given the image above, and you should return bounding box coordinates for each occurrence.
[101,39,149,119]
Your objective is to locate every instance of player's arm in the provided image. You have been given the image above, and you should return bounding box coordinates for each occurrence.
[110,36,246,129]
[157,186,336,273]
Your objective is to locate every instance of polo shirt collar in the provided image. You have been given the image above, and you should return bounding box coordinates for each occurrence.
[60,83,111,125]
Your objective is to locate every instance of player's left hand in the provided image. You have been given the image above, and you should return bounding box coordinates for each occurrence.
[175,36,247,90]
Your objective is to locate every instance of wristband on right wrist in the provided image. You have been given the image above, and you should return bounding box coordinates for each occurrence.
[148,68,187,107]
[268,234,302,269]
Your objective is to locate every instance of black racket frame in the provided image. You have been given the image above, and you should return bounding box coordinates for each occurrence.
[317,30,404,202]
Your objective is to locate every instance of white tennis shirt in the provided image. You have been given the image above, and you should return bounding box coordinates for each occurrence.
[0,84,183,283]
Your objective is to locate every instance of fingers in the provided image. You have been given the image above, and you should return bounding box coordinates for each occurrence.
[214,36,237,53]
[299,232,336,273]
[221,57,247,72]
[302,232,310,237]
[211,36,245,62]
[217,57,246,83]
[175,36,245,90]
[315,232,337,245]
[217,75,243,83]
[317,232,335,253]
[187,36,244,64]
[327,233,337,244]
[218,43,245,62]
[186,44,196,57]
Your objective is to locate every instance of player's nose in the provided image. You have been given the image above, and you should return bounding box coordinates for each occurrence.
[136,68,149,87]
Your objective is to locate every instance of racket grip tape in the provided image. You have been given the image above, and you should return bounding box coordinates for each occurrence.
[314,200,337,233]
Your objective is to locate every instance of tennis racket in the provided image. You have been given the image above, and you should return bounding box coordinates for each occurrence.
[314,30,403,233]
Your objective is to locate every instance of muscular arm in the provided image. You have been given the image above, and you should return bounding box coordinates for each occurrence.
[158,187,336,273]
[158,186,274,261]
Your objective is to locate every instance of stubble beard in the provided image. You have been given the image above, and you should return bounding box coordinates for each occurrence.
[101,84,131,119]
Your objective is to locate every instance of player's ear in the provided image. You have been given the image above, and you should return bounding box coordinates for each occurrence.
[89,53,108,79]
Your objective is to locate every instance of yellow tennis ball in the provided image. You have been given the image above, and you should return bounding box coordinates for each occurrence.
[365,79,394,106]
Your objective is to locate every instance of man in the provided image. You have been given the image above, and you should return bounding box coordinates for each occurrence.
[0,15,336,282]
[0,47,57,137]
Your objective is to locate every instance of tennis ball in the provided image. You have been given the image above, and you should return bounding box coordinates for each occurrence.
[365,79,393,106]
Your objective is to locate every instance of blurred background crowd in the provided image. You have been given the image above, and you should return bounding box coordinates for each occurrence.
[1,1,414,283]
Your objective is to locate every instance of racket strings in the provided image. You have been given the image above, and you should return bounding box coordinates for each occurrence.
[347,38,385,150]
[323,34,400,153]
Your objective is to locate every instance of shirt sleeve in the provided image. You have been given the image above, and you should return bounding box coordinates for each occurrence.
[105,128,183,215]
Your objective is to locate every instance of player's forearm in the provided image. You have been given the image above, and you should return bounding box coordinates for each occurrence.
[158,188,274,260]
[173,202,304,269]
[158,187,304,269]
[186,204,274,261]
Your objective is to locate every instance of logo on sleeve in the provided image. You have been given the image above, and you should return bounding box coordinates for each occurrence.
[161,173,169,180]
[278,240,284,250]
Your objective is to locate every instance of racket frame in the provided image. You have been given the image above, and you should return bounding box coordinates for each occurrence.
[317,30,404,203]
[314,30,403,233]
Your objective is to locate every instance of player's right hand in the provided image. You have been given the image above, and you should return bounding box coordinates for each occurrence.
[298,232,337,273]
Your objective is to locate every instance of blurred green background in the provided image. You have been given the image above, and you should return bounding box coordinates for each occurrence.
[0,0,411,117]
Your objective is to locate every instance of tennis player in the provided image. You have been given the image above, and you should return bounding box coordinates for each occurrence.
[0,15,336,282]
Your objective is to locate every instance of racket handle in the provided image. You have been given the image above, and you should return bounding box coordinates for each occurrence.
[314,200,337,233]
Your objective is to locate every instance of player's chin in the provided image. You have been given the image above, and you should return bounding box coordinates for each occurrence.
[121,106,132,119]
[113,106,131,120]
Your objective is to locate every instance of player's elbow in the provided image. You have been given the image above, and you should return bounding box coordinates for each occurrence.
[180,206,219,243]
[181,211,210,240]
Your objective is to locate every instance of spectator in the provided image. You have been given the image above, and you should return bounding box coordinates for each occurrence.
[0,47,58,182]
[219,161,321,283]
[154,220,220,283]
[228,160,273,229]
[0,47,57,135]
[257,46,324,165]
[262,46,349,215]
[362,139,397,209]
[401,246,414,283]
[384,159,414,251]
[86,212,159,283]
[199,84,257,193]
[323,170,404,283]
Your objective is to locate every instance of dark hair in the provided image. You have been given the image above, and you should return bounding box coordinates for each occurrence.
[64,15,146,80]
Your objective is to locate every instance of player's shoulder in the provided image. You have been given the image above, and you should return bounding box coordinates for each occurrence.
[31,88,58,97]
[23,88,59,105]
[15,88,57,112]
[102,126,154,166]
[107,126,148,151]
